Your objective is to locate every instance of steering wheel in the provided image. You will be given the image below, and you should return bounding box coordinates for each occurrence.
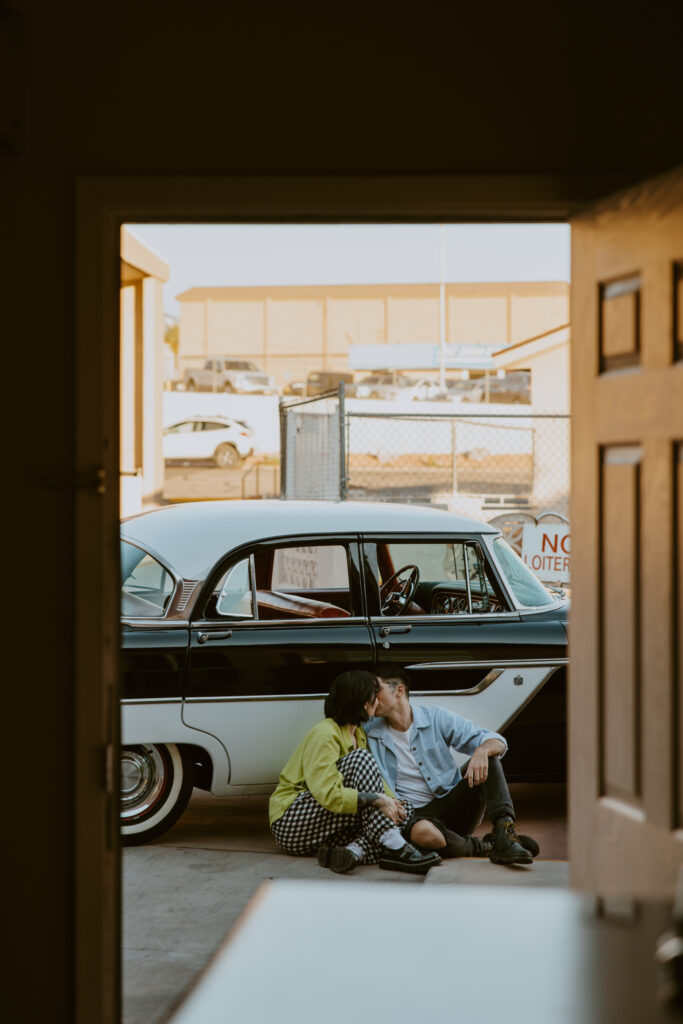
[380,564,420,616]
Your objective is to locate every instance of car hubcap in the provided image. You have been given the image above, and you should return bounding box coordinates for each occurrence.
[120,745,168,820]
[217,447,237,467]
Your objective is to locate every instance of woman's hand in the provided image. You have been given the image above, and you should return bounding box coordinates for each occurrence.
[373,795,407,824]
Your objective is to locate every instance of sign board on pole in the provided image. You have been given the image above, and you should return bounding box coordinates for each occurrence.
[521,523,571,583]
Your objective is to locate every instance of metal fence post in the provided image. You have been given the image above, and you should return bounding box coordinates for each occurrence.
[451,420,458,495]
[338,381,347,501]
[278,398,287,499]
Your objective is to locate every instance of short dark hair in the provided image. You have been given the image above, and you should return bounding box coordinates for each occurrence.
[324,670,379,726]
[375,662,411,696]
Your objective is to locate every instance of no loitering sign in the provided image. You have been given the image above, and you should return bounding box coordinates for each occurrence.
[521,523,571,583]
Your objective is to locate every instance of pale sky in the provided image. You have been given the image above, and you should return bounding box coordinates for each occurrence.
[127,223,571,320]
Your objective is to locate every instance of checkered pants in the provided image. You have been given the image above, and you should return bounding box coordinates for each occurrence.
[271,748,412,864]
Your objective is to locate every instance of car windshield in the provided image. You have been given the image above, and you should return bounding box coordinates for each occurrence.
[121,540,174,616]
[492,537,554,607]
[228,361,259,371]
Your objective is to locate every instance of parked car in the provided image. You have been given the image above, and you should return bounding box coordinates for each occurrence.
[402,377,443,401]
[444,379,486,403]
[486,371,531,404]
[120,500,568,843]
[282,380,306,396]
[354,374,413,399]
[183,359,277,394]
[163,415,254,468]
[306,370,355,396]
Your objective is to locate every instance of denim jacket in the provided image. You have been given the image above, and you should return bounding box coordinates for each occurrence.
[364,704,507,799]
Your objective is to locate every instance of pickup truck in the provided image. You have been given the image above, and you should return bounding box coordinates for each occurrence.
[183,359,277,394]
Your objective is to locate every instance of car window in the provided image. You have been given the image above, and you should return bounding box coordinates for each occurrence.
[165,421,195,434]
[121,541,174,616]
[212,544,353,620]
[366,539,505,615]
[202,421,228,431]
[492,537,553,607]
[215,557,254,618]
[271,545,350,591]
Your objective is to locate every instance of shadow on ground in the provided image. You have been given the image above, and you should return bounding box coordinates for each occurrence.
[124,784,567,1024]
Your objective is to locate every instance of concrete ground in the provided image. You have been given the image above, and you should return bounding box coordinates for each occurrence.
[163,461,280,502]
[123,783,567,1024]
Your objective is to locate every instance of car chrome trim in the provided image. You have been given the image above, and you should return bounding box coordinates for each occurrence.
[184,694,327,703]
[121,698,184,705]
[176,580,200,613]
[191,616,367,628]
[407,658,569,670]
[371,611,521,624]
[181,663,567,703]
[415,668,504,696]
[122,619,190,629]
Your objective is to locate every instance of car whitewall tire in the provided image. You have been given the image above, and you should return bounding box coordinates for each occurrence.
[120,742,193,845]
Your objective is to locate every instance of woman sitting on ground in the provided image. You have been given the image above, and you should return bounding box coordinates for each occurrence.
[269,669,441,875]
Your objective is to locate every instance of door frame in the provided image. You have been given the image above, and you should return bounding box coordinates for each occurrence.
[75,171,625,1020]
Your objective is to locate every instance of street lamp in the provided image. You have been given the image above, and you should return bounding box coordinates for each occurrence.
[439,224,446,389]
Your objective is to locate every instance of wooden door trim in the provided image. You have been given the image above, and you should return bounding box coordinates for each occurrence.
[74,170,627,1019]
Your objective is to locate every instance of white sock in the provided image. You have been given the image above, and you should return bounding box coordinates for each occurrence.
[346,842,363,859]
[379,827,406,851]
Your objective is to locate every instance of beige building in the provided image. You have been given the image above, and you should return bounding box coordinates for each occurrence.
[120,228,170,514]
[493,322,570,411]
[177,281,569,388]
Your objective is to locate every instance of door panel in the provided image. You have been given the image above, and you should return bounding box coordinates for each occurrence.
[121,623,188,700]
[571,168,683,898]
[183,620,373,785]
[601,447,641,803]
[370,616,566,736]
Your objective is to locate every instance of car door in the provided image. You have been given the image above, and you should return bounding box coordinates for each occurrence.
[361,533,567,740]
[163,420,200,460]
[120,541,188,699]
[182,536,373,786]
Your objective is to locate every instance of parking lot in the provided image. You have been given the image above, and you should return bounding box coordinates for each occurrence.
[124,783,567,1024]
[163,462,280,502]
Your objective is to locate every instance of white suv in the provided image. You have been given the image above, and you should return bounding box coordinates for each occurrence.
[163,415,254,468]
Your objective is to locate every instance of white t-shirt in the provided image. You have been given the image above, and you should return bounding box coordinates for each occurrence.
[387,725,434,808]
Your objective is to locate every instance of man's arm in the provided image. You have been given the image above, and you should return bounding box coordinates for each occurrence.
[464,737,506,788]
[435,707,508,761]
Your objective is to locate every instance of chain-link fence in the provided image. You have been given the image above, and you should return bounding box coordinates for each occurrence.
[279,391,346,499]
[345,409,569,521]
[280,390,570,524]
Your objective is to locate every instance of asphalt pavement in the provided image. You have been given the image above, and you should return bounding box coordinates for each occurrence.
[124,784,567,1024]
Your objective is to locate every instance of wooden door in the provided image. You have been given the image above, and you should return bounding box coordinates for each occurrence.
[570,168,683,897]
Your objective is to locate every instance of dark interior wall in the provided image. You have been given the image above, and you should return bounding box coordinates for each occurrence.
[3,2,682,1019]
[9,4,683,176]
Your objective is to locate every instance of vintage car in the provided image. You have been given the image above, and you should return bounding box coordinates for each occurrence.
[121,500,568,844]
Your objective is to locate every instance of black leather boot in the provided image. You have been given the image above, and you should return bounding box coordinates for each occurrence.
[487,817,533,865]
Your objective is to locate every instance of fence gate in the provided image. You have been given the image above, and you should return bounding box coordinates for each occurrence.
[279,390,346,500]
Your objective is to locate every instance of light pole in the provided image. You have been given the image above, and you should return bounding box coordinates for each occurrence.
[439,224,446,389]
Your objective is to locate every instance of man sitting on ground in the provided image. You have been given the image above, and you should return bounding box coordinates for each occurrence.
[364,664,538,865]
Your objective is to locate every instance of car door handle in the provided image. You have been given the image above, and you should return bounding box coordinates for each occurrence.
[197,630,232,643]
[379,625,412,637]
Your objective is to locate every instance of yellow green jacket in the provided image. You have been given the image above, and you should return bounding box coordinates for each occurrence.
[269,717,391,825]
